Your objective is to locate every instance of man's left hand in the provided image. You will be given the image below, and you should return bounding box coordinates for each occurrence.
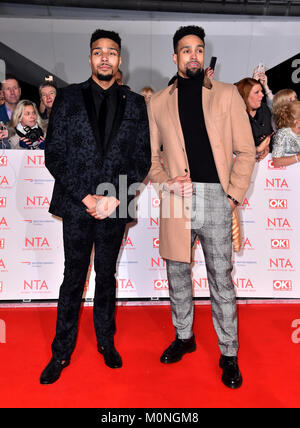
[86,195,120,220]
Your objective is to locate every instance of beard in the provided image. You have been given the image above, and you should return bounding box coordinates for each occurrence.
[186,66,203,79]
[97,71,113,82]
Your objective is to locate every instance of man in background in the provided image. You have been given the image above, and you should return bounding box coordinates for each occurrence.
[0,75,21,123]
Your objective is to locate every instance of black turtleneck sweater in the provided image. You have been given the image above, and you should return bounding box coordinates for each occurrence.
[177,73,219,183]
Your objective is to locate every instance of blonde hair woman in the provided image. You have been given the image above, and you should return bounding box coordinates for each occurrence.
[272,89,298,129]
[272,101,300,167]
[8,99,46,149]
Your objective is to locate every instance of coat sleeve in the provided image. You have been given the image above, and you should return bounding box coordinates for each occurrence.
[44,90,90,203]
[126,100,151,186]
[227,85,256,203]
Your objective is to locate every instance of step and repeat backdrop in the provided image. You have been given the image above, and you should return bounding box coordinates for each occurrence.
[0,150,299,302]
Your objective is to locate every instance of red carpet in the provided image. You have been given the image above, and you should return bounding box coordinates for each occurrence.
[0,303,300,408]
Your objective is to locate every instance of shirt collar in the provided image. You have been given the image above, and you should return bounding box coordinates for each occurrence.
[90,77,119,95]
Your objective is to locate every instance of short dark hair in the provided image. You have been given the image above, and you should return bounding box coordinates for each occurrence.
[1,74,19,89]
[90,29,121,50]
[39,81,57,97]
[173,25,205,52]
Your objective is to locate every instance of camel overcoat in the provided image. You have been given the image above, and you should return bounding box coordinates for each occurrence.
[147,76,256,263]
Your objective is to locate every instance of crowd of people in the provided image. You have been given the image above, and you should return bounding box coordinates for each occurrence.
[0,73,155,151]
[0,76,56,150]
[0,66,298,163]
[234,66,299,164]
[204,64,299,165]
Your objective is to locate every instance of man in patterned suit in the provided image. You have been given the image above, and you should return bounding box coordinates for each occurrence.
[148,26,255,389]
[40,29,151,384]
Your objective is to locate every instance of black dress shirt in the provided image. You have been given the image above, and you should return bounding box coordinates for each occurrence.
[90,78,119,152]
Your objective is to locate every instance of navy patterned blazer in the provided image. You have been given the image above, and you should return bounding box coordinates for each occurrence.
[45,78,151,222]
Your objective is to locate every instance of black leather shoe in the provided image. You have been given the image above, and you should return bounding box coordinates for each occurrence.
[160,335,196,364]
[98,344,122,368]
[219,355,243,389]
[40,358,70,385]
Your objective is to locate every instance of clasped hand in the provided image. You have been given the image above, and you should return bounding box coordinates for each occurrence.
[85,195,120,220]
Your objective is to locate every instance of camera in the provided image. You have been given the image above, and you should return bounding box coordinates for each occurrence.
[23,126,43,143]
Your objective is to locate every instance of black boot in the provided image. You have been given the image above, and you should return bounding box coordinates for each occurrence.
[40,358,70,385]
[98,343,122,368]
[160,335,196,364]
[219,355,243,389]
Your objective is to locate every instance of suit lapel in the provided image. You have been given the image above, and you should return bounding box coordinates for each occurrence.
[167,84,186,153]
[81,80,102,152]
[202,84,228,189]
[202,85,214,137]
[106,86,126,149]
[202,85,222,147]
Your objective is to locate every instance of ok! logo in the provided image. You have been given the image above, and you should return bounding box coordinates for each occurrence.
[0,156,7,167]
[0,197,6,208]
[0,238,4,250]
[269,199,288,209]
[271,239,290,249]
[273,280,292,291]
[267,160,286,170]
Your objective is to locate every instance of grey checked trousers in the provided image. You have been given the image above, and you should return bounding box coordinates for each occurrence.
[166,182,238,356]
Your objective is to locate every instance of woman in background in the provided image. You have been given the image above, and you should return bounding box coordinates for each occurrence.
[272,101,300,168]
[8,99,46,150]
[235,77,273,161]
[272,88,298,130]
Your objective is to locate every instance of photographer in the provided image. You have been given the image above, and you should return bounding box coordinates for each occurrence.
[7,100,46,150]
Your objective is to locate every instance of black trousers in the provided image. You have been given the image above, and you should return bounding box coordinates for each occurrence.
[51,215,125,360]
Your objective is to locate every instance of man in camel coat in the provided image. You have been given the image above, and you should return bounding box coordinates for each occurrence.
[148,25,256,389]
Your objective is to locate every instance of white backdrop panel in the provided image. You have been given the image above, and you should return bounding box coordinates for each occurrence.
[0,151,299,301]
